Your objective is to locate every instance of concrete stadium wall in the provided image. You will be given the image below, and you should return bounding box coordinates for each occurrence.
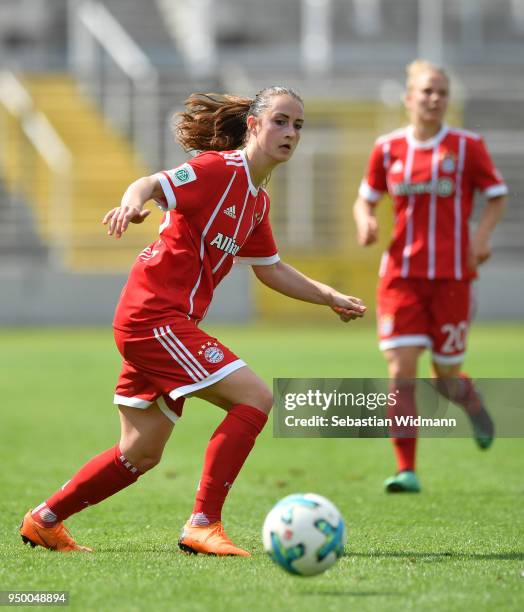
[475,262,524,321]
[0,261,523,326]
[0,263,253,326]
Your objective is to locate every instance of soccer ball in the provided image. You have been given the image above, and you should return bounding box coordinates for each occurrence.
[262,493,346,576]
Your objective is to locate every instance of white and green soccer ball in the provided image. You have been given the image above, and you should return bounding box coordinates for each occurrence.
[262,493,346,576]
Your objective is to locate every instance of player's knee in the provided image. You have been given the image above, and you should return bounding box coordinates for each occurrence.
[249,384,273,415]
[433,364,461,379]
[387,360,402,379]
[260,389,274,414]
[388,359,417,379]
[133,452,162,473]
[385,348,420,379]
[390,367,408,380]
[120,445,163,473]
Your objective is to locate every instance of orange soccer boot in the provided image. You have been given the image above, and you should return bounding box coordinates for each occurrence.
[178,521,250,557]
[19,511,92,553]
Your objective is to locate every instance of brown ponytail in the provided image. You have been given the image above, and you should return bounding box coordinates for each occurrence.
[174,93,252,152]
[174,86,303,153]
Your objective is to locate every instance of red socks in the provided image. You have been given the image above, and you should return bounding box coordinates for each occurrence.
[435,373,482,416]
[32,445,142,526]
[388,382,417,472]
[191,404,268,525]
[31,405,268,528]
[391,438,417,473]
[387,375,480,473]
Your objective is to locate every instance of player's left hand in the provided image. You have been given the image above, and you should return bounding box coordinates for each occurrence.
[469,235,492,268]
[329,294,366,323]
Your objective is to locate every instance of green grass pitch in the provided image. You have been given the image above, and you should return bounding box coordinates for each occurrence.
[0,323,523,611]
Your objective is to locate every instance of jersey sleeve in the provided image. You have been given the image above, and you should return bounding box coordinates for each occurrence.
[358,140,388,203]
[235,191,279,266]
[154,152,232,215]
[468,138,508,199]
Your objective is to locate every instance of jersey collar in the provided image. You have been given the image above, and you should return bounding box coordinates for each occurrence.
[406,123,448,149]
[237,149,259,196]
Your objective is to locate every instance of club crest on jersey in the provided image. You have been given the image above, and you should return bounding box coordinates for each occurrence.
[390,159,404,174]
[209,232,240,255]
[440,152,456,174]
[204,346,224,363]
[167,162,197,186]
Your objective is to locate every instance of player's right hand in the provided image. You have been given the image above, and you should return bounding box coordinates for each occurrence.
[331,295,367,322]
[102,206,151,238]
[356,216,379,246]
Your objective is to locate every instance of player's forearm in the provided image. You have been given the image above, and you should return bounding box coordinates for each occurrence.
[353,196,376,223]
[353,196,379,246]
[103,175,161,237]
[121,176,160,208]
[475,196,507,240]
[253,261,332,305]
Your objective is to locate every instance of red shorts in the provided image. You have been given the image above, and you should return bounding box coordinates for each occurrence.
[113,318,245,423]
[377,276,473,364]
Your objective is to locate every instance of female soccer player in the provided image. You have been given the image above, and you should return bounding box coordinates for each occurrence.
[353,60,507,493]
[20,86,366,554]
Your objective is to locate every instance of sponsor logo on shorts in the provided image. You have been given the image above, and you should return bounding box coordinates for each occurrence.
[379,314,395,337]
[204,346,225,363]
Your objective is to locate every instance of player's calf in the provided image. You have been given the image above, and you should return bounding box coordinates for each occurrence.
[436,374,494,449]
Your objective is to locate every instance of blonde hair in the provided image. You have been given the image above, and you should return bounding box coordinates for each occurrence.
[405,59,449,91]
[174,86,303,152]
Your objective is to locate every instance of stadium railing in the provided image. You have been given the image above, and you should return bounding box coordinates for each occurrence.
[0,70,73,265]
[68,0,160,169]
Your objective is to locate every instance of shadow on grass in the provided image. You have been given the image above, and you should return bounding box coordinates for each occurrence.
[345,551,524,561]
[298,591,403,598]
[83,548,524,562]
[94,547,180,554]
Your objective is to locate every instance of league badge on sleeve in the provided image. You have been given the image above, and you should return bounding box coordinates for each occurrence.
[168,163,197,186]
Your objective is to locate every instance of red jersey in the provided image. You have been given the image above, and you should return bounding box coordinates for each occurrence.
[113,150,279,330]
[359,124,508,280]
